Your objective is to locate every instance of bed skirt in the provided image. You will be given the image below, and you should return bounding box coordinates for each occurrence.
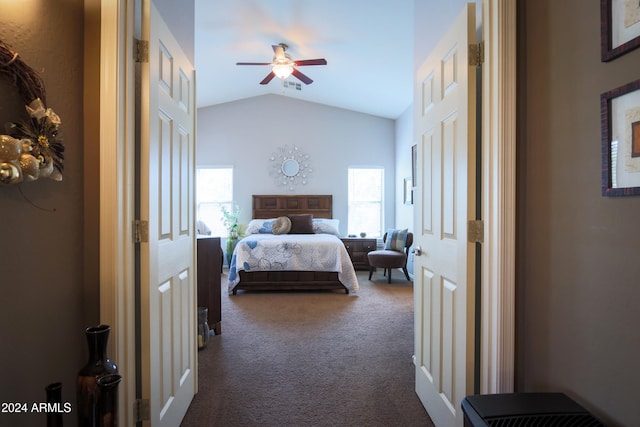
[232,270,348,295]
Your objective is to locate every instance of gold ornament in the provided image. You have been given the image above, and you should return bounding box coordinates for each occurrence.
[19,153,39,181]
[0,162,21,185]
[0,135,22,161]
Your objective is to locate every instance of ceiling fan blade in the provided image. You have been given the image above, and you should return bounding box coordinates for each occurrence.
[236,62,272,66]
[294,58,327,66]
[291,68,313,85]
[260,71,276,85]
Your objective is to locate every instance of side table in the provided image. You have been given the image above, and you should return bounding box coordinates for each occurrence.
[197,237,223,334]
[340,237,377,270]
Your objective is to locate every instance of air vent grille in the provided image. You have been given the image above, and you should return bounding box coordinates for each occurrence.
[486,413,604,427]
[462,393,605,427]
[283,81,302,91]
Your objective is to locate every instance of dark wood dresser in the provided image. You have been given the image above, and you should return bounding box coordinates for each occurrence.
[197,237,223,334]
[341,238,377,270]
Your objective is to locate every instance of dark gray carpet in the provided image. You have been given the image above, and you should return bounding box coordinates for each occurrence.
[181,271,434,427]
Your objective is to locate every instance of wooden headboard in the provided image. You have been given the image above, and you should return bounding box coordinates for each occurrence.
[252,195,333,219]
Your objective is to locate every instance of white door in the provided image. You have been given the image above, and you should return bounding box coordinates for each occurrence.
[413,4,477,427]
[138,2,197,426]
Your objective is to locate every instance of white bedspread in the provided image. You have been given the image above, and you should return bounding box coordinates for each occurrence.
[227,234,359,294]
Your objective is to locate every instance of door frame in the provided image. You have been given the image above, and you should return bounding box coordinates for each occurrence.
[97,1,137,426]
[479,0,516,394]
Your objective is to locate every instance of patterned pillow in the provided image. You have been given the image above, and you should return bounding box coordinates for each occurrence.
[245,218,276,234]
[384,228,408,252]
[312,218,340,235]
[312,221,340,236]
[271,216,292,235]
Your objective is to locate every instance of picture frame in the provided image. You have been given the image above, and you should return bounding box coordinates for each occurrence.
[600,78,640,196]
[411,144,417,186]
[601,0,640,61]
[404,177,413,204]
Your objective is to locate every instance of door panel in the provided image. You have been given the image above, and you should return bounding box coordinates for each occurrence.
[139,2,197,426]
[414,4,477,427]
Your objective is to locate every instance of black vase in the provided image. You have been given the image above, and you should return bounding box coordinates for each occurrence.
[77,325,118,427]
[96,374,122,427]
[45,382,63,427]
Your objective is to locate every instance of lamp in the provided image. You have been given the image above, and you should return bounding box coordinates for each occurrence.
[272,63,293,79]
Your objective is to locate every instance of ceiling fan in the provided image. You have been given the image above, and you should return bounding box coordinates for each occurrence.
[236,43,327,85]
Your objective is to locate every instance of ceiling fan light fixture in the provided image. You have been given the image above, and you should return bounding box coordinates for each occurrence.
[272,63,293,79]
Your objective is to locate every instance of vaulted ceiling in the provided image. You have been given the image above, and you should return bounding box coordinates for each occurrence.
[194,0,414,120]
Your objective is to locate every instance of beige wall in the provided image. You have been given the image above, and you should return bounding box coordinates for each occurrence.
[0,1,193,426]
[0,1,86,426]
[517,1,640,425]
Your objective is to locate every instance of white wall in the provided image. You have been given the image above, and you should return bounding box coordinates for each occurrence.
[394,105,414,229]
[394,104,415,274]
[196,94,396,236]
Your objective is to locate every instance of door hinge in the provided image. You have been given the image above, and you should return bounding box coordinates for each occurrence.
[469,41,484,67]
[134,220,149,243]
[134,398,150,422]
[135,38,149,63]
[468,219,484,244]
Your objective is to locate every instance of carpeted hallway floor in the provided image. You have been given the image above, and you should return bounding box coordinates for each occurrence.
[181,270,434,427]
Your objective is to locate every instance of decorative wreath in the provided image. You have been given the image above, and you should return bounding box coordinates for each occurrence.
[0,39,64,186]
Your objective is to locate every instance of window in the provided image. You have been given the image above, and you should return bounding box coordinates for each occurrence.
[348,167,384,238]
[196,167,233,236]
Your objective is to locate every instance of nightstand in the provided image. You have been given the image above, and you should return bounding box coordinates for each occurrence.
[341,238,377,270]
[197,237,223,334]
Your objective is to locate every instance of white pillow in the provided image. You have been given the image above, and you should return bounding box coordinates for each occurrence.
[245,218,277,235]
[312,218,340,236]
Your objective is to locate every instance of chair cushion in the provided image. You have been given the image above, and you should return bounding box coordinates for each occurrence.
[367,250,407,269]
[384,228,408,252]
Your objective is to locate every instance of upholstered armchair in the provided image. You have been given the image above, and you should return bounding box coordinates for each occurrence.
[367,230,413,283]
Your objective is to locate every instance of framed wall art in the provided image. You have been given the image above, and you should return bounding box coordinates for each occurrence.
[600,78,640,196]
[601,0,640,61]
[404,177,413,205]
[411,144,417,185]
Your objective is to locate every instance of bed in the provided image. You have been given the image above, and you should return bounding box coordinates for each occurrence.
[227,195,359,295]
